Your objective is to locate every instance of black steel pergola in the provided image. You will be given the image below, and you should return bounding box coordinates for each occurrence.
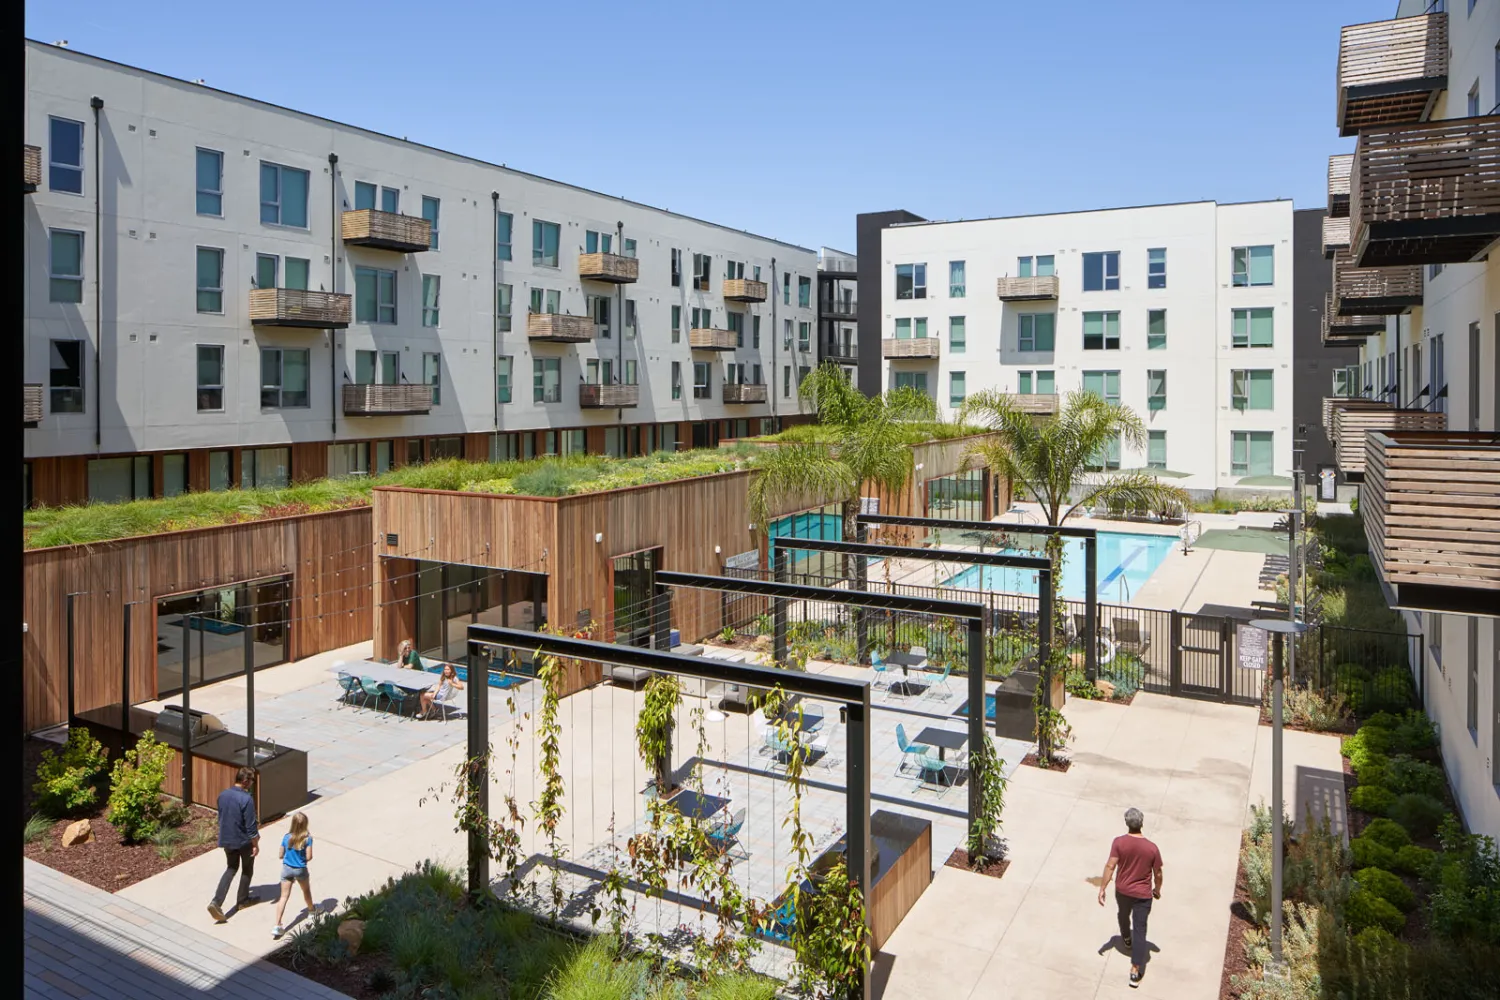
[855,512,1101,680]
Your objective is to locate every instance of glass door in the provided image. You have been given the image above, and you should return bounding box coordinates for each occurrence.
[612,548,661,647]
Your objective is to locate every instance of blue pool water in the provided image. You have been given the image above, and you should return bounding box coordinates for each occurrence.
[426,663,524,690]
[943,531,1176,601]
[954,695,998,721]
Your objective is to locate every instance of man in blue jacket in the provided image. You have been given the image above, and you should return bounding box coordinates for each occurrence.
[207,767,260,922]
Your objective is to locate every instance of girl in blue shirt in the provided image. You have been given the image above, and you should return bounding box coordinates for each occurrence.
[271,812,315,939]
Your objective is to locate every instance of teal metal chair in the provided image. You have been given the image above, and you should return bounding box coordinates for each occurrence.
[708,808,747,858]
[765,730,797,771]
[358,676,386,713]
[379,682,412,719]
[926,663,955,699]
[335,673,360,708]
[914,749,950,792]
[895,723,930,774]
[871,652,892,698]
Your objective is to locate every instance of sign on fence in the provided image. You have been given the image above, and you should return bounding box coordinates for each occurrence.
[724,550,759,571]
[1237,623,1269,673]
[860,496,880,515]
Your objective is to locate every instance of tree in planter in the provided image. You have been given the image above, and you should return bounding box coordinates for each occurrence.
[636,674,684,797]
[966,735,1008,865]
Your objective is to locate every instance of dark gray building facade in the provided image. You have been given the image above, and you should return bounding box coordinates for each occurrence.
[1292,207,1356,494]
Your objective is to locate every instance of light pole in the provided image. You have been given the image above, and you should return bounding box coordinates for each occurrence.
[1251,617,1309,976]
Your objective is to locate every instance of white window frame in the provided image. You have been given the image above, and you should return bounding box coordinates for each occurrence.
[496,211,513,261]
[260,161,310,229]
[422,274,441,328]
[196,147,223,217]
[48,116,84,194]
[48,228,84,304]
[422,195,440,250]
[196,344,224,412]
[196,246,224,314]
[260,348,311,409]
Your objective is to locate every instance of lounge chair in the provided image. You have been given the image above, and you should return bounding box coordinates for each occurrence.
[1112,618,1151,655]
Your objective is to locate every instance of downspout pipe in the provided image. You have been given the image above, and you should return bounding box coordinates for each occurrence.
[616,220,625,436]
[91,96,103,451]
[328,153,339,441]
[492,192,500,437]
[770,256,778,425]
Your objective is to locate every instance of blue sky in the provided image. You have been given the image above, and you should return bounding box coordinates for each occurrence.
[27,0,1379,249]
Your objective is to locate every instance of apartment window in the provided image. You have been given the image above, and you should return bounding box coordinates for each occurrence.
[1082,252,1119,291]
[495,356,513,404]
[529,287,561,315]
[1231,369,1275,411]
[1086,435,1121,471]
[495,283,513,333]
[671,305,682,343]
[753,265,761,281]
[672,361,683,400]
[949,371,966,406]
[691,306,713,331]
[48,229,84,303]
[496,212,513,261]
[196,247,224,313]
[895,263,927,300]
[585,230,613,254]
[1147,370,1167,412]
[693,362,712,399]
[285,257,309,290]
[798,322,811,353]
[798,364,810,386]
[1428,262,1444,282]
[784,319,794,349]
[49,117,84,193]
[533,358,561,403]
[50,339,84,413]
[623,238,637,258]
[260,162,309,228]
[257,254,279,291]
[1231,431,1274,478]
[422,353,441,405]
[355,266,397,324]
[1469,80,1481,118]
[950,316,966,354]
[1332,365,1358,398]
[197,345,224,411]
[1232,245,1274,286]
[671,248,682,287]
[1147,430,1167,470]
[1082,311,1120,350]
[726,311,744,347]
[693,253,712,291]
[422,196,440,250]
[1232,307,1274,348]
[422,274,441,327]
[354,183,399,213]
[196,148,223,216]
[327,442,371,479]
[624,359,638,385]
[355,349,399,384]
[1081,370,1120,404]
[1430,333,1447,415]
[949,261,966,298]
[161,454,188,498]
[1018,370,1033,394]
[260,348,310,408]
[206,450,231,491]
[532,220,560,267]
[1018,255,1055,278]
[893,371,929,394]
[1147,309,1167,350]
[783,365,792,398]
[726,259,744,279]
[798,276,811,308]
[1466,617,1479,737]
[783,271,791,305]
[1018,313,1055,352]
[752,315,761,349]
[1147,248,1166,289]
[242,448,291,489]
[87,456,153,504]
[752,363,763,384]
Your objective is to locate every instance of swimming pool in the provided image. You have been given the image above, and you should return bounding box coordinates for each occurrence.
[942,530,1177,601]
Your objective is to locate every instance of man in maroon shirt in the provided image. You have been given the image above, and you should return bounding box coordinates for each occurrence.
[1097,807,1163,988]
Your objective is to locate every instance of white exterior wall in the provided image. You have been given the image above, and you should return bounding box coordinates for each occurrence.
[23,42,815,460]
[878,200,1295,494]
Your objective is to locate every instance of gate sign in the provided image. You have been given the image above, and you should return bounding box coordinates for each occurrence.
[1318,466,1337,502]
[859,496,880,515]
[1237,623,1269,672]
[724,549,759,571]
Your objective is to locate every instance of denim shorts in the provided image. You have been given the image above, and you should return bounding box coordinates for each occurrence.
[280,865,310,882]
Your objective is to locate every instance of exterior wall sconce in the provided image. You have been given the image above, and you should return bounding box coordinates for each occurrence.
[595,533,603,543]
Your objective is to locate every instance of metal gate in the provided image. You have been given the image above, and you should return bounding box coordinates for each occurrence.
[1166,611,1264,705]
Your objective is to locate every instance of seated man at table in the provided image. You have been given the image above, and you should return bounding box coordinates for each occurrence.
[398,638,423,671]
[418,663,463,720]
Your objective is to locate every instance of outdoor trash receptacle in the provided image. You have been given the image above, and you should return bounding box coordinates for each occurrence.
[993,670,1040,741]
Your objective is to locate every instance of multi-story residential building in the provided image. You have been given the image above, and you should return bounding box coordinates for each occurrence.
[857,201,1296,495]
[22,41,815,507]
[1320,0,1500,841]
[817,248,858,381]
[1291,207,1352,498]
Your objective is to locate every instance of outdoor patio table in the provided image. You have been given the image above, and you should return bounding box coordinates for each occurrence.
[664,790,728,821]
[332,660,439,692]
[913,726,968,762]
[883,652,928,696]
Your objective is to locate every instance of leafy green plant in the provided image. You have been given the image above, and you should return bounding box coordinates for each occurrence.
[1388,793,1448,839]
[719,625,736,643]
[1282,685,1352,732]
[1355,753,1392,789]
[32,726,109,816]
[1342,726,1392,768]
[636,674,683,795]
[1384,755,1447,798]
[1428,818,1500,945]
[1360,819,1412,851]
[1351,837,1397,872]
[965,735,1007,864]
[1347,887,1406,935]
[1350,785,1396,815]
[1354,866,1416,912]
[23,813,52,844]
[532,649,567,916]
[1393,844,1436,879]
[106,731,175,843]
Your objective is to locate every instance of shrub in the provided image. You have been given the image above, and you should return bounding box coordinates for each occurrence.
[1342,726,1391,768]
[106,732,176,842]
[1428,818,1500,945]
[1346,888,1406,935]
[1349,785,1396,816]
[1390,711,1439,754]
[1362,711,1402,731]
[1385,755,1447,798]
[1360,819,1412,851]
[1351,836,1397,872]
[32,727,109,816]
[1365,667,1417,714]
[1284,686,1352,732]
[1388,793,1449,840]
[1354,866,1416,911]
[1101,653,1145,700]
[1392,844,1436,879]
[1355,754,1392,789]
[23,813,52,844]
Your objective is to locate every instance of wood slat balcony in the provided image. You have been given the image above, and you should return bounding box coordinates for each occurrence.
[578,253,639,283]
[248,288,352,329]
[1329,401,1445,481]
[1337,11,1447,137]
[24,144,41,192]
[1362,430,1500,617]
[340,209,432,253]
[1322,292,1384,344]
[527,312,595,343]
[23,383,42,424]
[1322,396,1389,437]
[722,383,768,404]
[881,338,940,360]
[995,275,1059,301]
[1328,154,1352,217]
[1350,114,1500,267]
[342,383,433,416]
[1323,216,1351,259]
[1331,250,1422,315]
[723,278,768,302]
[688,327,737,351]
[1009,393,1059,415]
[578,383,640,408]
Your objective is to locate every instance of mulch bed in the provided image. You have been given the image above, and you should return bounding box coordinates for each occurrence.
[1020,753,1072,773]
[23,736,220,893]
[944,847,1010,879]
[1217,848,1256,1000]
[268,950,387,1000]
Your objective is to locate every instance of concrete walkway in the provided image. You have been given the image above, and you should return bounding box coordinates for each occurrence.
[24,859,349,999]
[873,693,1340,1000]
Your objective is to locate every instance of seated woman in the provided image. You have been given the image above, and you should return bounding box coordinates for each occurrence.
[418,663,464,720]
[397,638,423,671]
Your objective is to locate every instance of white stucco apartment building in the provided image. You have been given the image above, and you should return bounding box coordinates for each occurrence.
[874,200,1295,495]
[23,40,818,506]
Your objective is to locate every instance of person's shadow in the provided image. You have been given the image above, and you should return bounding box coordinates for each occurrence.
[230,887,338,935]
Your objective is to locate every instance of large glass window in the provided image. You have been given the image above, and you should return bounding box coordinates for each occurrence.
[798,276,811,308]
[926,469,984,522]
[355,266,397,323]
[495,283,512,333]
[1082,251,1119,291]
[694,253,712,291]
[533,358,561,403]
[196,247,224,313]
[155,576,290,696]
[422,274,441,327]
[208,450,231,491]
[162,454,188,497]
[259,161,309,227]
[496,211,513,260]
[49,229,84,303]
[1147,430,1167,470]
[895,263,927,300]
[893,371,928,394]
[260,348,310,408]
[196,148,223,216]
[1231,307,1274,348]
[693,362,712,399]
[1082,311,1120,350]
[949,371,966,406]
[532,219,560,266]
[86,456,151,504]
[949,316,966,354]
[1147,370,1166,412]
[423,352,441,405]
[1081,369,1120,404]
[1147,309,1167,350]
[1018,255,1055,278]
[422,196,440,250]
[1018,313,1055,352]
[1231,369,1274,411]
[949,260,966,298]
[1147,248,1167,289]
[327,442,370,478]
[243,448,291,488]
[1232,245,1274,286]
[197,345,224,411]
[49,340,85,413]
[497,356,512,404]
[673,361,683,400]
[612,548,662,647]
[49,117,84,193]
[1231,431,1275,477]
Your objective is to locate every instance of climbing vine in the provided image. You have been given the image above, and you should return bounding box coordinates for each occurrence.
[635,673,683,796]
[966,734,1008,863]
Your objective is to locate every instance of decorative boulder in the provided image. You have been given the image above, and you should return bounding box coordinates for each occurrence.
[61,819,93,846]
[1094,678,1116,699]
[337,918,365,955]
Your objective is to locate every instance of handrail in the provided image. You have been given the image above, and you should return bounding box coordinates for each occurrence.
[1180,519,1203,555]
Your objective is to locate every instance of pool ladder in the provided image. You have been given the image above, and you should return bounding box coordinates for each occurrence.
[1180,518,1203,555]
